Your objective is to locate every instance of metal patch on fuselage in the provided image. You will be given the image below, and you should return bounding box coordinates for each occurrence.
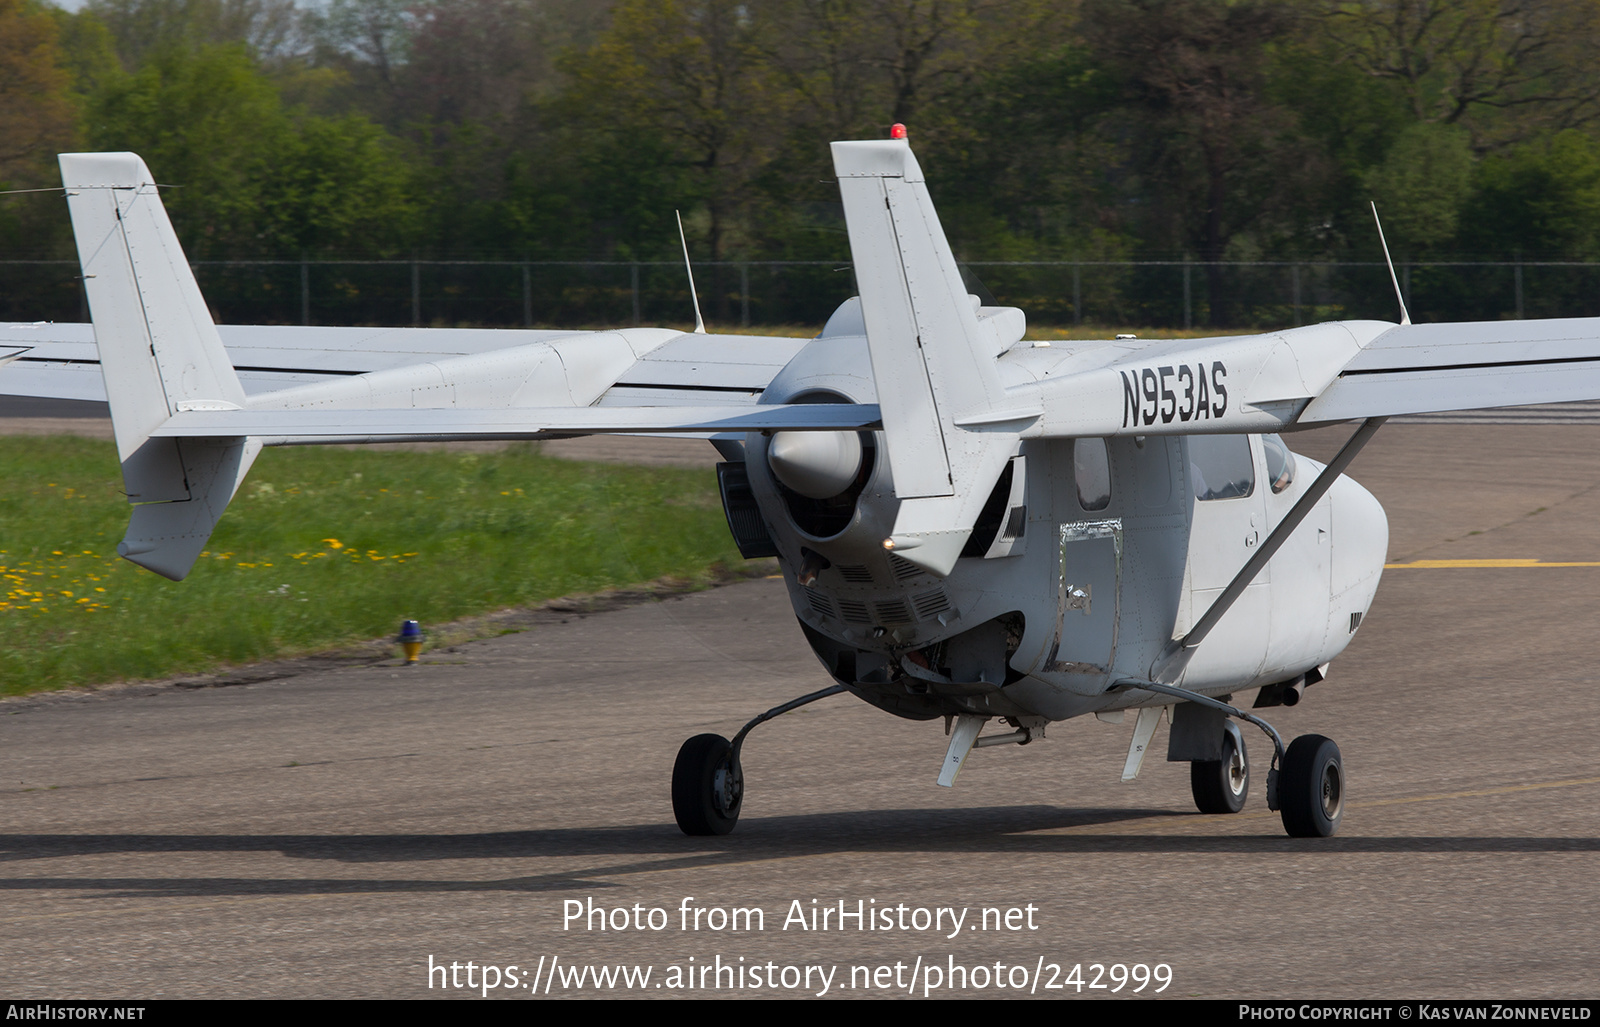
[1043,519,1122,674]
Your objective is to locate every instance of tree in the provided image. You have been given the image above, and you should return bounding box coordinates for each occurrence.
[1364,122,1474,254]
[302,0,411,119]
[0,0,78,263]
[0,0,77,187]
[257,112,418,256]
[1460,130,1600,258]
[562,0,785,318]
[767,0,1048,134]
[86,43,284,255]
[919,39,1124,252]
[1081,0,1326,325]
[47,5,121,102]
[83,0,305,69]
[86,42,417,258]
[404,0,606,126]
[755,0,1066,242]
[1320,0,1600,152]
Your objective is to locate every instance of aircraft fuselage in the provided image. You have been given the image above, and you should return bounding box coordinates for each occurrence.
[742,330,1387,724]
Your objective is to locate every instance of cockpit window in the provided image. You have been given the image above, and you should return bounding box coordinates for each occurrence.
[1262,433,1296,494]
[1074,438,1111,511]
[1190,435,1254,501]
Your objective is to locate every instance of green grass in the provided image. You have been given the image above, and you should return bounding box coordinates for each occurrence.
[0,437,747,695]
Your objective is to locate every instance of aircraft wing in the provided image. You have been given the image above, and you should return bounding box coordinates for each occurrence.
[1297,318,1600,424]
[997,316,1600,438]
[1,322,104,402]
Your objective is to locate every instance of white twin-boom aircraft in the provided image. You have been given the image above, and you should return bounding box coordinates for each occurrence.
[7,138,1600,837]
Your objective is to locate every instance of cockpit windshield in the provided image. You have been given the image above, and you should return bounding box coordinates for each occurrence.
[1262,433,1296,494]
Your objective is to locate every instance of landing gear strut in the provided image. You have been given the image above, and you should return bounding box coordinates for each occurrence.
[1112,678,1344,837]
[671,684,847,836]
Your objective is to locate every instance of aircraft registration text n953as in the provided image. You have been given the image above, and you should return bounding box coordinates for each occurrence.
[1120,362,1230,428]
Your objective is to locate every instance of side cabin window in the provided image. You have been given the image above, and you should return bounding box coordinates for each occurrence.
[1074,438,1111,511]
[1262,433,1296,494]
[1190,435,1254,501]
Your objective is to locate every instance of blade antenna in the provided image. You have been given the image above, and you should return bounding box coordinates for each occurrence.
[1370,201,1411,326]
[676,209,706,334]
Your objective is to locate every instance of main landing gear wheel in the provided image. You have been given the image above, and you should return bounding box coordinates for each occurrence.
[672,733,742,836]
[1191,729,1249,814]
[1278,734,1344,837]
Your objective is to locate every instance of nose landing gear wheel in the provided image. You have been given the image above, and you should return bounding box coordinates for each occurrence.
[1278,734,1343,837]
[1191,730,1249,814]
[672,733,742,836]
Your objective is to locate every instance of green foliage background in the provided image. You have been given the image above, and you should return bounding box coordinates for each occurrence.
[6,0,1600,326]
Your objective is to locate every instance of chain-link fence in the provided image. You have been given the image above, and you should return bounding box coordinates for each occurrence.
[6,258,1598,329]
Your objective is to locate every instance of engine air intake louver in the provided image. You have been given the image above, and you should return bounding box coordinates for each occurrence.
[837,599,871,623]
[874,599,912,625]
[888,554,924,580]
[716,461,778,559]
[913,589,950,619]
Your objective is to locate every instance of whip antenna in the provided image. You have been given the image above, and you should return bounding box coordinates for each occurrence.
[676,210,706,334]
[1371,201,1411,326]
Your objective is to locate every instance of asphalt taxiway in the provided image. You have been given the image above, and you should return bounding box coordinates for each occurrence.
[4,421,1600,999]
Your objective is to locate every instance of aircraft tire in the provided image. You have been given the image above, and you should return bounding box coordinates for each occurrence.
[671,733,741,836]
[1190,730,1249,814]
[1278,734,1344,837]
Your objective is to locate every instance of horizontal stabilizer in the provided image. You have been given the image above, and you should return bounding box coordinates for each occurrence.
[150,403,882,441]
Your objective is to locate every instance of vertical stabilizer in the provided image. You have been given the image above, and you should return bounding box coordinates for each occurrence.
[832,139,1028,575]
[60,152,258,580]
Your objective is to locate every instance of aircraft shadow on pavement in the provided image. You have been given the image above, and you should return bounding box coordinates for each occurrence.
[1,805,1597,899]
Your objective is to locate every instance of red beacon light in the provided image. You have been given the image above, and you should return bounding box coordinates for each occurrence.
[889,123,908,140]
